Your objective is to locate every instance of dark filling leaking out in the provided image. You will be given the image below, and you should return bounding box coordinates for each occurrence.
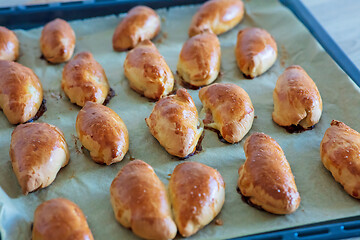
[243,73,254,79]
[103,88,116,106]
[204,126,231,144]
[25,99,47,123]
[236,186,264,212]
[283,124,315,134]
[179,78,202,90]
[176,71,202,90]
[39,54,56,65]
[178,131,205,160]
[167,87,178,97]
[145,95,158,103]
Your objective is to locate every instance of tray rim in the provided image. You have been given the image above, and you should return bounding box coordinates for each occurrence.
[0,0,359,240]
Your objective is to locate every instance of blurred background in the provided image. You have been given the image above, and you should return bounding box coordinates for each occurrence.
[1,0,359,68]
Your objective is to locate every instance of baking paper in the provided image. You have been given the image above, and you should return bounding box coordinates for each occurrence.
[1,0,360,239]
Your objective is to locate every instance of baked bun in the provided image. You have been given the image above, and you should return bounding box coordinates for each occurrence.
[199,83,254,143]
[40,18,75,63]
[177,31,221,87]
[238,132,300,214]
[32,198,94,240]
[189,0,244,37]
[110,160,177,240]
[10,122,69,195]
[272,65,322,129]
[145,88,203,158]
[0,26,19,61]
[235,27,277,78]
[76,101,129,165]
[169,162,225,237]
[124,40,174,100]
[113,6,160,51]
[0,60,43,124]
[62,51,110,106]
[320,120,360,198]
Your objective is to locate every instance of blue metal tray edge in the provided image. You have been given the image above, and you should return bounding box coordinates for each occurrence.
[279,0,360,88]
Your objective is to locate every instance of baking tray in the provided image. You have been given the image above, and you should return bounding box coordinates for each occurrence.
[0,0,360,240]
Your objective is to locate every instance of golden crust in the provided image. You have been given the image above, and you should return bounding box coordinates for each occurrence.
[199,83,254,143]
[238,132,301,214]
[40,18,76,63]
[0,60,43,124]
[235,27,277,78]
[320,120,360,198]
[32,198,94,240]
[177,31,221,87]
[145,88,203,158]
[189,0,244,37]
[0,26,19,61]
[76,101,129,165]
[110,160,177,240]
[62,51,110,107]
[124,40,174,100]
[169,162,225,237]
[10,123,69,195]
[272,65,322,129]
[113,6,160,51]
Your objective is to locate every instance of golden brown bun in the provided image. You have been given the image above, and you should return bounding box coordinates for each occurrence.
[320,120,360,198]
[124,40,174,100]
[189,0,244,37]
[62,51,110,107]
[0,60,43,124]
[235,27,277,78]
[272,65,322,129]
[0,26,19,61]
[110,160,177,240]
[169,162,225,237]
[32,198,94,240]
[238,132,300,214]
[199,83,254,143]
[177,31,221,87]
[113,6,160,51]
[76,101,129,165]
[40,18,75,63]
[145,88,203,158]
[10,123,69,195]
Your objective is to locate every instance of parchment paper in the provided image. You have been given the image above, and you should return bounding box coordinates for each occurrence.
[1,0,360,239]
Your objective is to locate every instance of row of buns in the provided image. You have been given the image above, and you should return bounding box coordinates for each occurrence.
[0,0,279,116]
[22,118,360,239]
[1,0,360,239]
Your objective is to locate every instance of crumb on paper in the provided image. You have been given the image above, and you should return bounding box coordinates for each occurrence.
[254,115,258,119]
[216,70,224,81]
[166,173,172,180]
[156,32,168,44]
[71,134,81,154]
[45,90,63,100]
[280,44,288,67]
[214,218,223,226]
[50,92,62,100]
